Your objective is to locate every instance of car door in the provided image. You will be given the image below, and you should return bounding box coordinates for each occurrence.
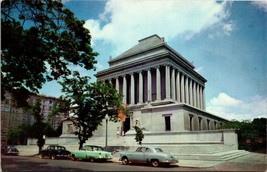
[144,147,153,162]
[132,147,146,163]
[45,146,53,157]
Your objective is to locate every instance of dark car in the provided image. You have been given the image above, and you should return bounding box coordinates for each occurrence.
[39,145,70,160]
[1,145,19,155]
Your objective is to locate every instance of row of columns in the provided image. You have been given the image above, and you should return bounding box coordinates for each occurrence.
[107,65,206,110]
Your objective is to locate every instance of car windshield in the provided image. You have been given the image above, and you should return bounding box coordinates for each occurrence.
[154,148,164,152]
[92,146,103,151]
[57,146,66,150]
[83,146,103,151]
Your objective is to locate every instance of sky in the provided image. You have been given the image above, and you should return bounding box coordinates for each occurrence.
[40,0,267,121]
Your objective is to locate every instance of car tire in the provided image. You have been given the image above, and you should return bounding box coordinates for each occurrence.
[121,156,129,165]
[39,154,44,159]
[71,155,76,161]
[151,159,159,167]
[51,154,56,160]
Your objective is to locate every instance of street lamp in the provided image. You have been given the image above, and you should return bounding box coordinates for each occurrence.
[105,114,109,150]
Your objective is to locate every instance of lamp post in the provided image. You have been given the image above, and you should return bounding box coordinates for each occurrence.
[105,114,109,150]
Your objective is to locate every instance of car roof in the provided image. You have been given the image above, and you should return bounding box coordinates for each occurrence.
[137,146,162,150]
[83,145,103,148]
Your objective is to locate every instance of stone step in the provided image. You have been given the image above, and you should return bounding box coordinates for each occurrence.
[176,150,250,161]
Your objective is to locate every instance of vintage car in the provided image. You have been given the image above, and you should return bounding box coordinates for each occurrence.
[119,146,178,167]
[39,145,70,160]
[70,145,112,162]
[1,145,19,155]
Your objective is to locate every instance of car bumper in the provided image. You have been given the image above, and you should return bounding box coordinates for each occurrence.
[162,159,179,164]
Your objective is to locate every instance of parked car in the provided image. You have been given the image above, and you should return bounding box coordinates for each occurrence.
[70,145,112,162]
[119,146,178,167]
[39,145,70,160]
[1,145,19,155]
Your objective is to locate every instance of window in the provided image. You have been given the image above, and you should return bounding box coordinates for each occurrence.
[214,121,217,129]
[165,116,171,131]
[163,114,172,131]
[207,119,210,130]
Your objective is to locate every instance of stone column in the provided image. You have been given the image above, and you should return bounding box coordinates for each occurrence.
[193,81,196,107]
[171,68,176,100]
[181,73,185,102]
[156,66,161,101]
[115,77,119,92]
[147,69,152,103]
[123,75,127,104]
[138,71,143,104]
[203,88,206,110]
[189,78,193,105]
[130,73,135,105]
[200,86,203,110]
[185,76,189,103]
[176,70,180,102]
[165,65,171,100]
[196,84,199,108]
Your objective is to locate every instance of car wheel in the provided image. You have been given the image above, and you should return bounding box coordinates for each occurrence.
[151,159,159,167]
[71,155,76,161]
[51,154,56,160]
[39,154,44,159]
[121,156,129,165]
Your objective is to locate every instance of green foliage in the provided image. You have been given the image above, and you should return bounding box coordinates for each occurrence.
[58,73,123,149]
[7,124,31,145]
[1,0,98,106]
[220,118,267,151]
[23,98,43,123]
[7,122,59,145]
[133,126,145,145]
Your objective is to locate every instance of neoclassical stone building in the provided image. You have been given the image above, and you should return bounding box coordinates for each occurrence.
[95,34,227,136]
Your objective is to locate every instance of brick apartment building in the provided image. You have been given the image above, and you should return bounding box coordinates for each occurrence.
[1,92,64,145]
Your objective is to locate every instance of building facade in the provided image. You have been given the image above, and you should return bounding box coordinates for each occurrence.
[1,92,63,145]
[95,34,227,136]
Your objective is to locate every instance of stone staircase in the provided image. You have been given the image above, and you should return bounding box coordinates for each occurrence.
[176,150,249,161]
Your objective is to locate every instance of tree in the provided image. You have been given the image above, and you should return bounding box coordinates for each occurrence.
[59,73,123,149]
[133,126,145,145]
[1,0,98,107]
[219,118,267,151]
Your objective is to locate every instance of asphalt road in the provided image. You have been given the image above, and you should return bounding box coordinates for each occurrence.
[0,155,194,172]
[1,153,267,172]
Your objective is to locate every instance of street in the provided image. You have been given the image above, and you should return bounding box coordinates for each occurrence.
[1,155,194,172]
[1,153,267,172]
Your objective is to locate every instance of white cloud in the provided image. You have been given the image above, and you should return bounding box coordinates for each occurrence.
[251,1,267,12]
[207,92,267,121]
[84,0,233,55]
[210,92,242,107]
